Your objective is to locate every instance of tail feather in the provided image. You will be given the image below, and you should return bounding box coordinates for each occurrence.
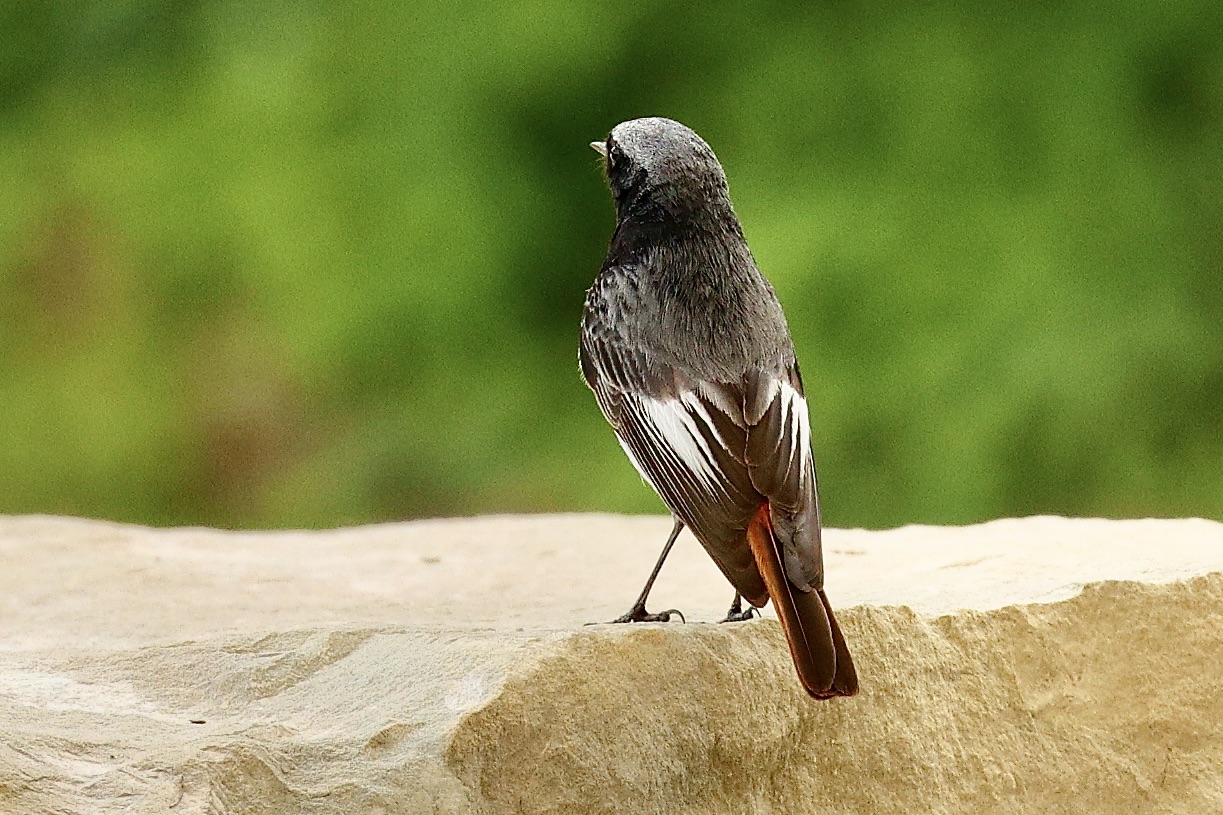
[746,504,858,699]
[819,587,859,697]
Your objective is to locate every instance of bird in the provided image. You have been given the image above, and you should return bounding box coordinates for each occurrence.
[579,117,857,699]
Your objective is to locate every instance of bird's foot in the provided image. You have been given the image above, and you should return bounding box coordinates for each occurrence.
[719,596,758,623]
[610,602,685,624]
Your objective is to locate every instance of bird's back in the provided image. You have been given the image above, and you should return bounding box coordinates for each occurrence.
[584,219,795,387]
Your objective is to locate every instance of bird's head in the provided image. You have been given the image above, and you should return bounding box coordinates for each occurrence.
[592,118,732,224]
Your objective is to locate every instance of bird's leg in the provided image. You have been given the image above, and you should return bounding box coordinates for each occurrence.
[609,518,686,623]
[719,592,758,623]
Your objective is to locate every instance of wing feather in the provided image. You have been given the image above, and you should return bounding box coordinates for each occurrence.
[744,366,823,591]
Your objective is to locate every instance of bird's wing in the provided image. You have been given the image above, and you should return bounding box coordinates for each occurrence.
[579,324,767,602]
[742,362,825,591]
[741,364,853,696]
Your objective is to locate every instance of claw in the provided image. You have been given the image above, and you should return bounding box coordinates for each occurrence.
[719,593,758,623]
[611,603,685,624]
[720,606,757,623]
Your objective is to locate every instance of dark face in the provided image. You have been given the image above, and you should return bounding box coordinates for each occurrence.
[602,136,647,216]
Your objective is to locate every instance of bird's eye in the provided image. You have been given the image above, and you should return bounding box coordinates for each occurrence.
[607,143,624,169]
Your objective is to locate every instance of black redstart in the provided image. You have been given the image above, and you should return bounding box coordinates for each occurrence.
[580,117,857,699]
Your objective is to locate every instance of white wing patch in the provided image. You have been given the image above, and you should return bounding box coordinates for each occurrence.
[680,391,730,455]
[597,373,811,527]
[638,395,722,494]
[778,380,812,474]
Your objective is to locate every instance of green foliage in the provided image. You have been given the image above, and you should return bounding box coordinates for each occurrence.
[1,1,1220,528]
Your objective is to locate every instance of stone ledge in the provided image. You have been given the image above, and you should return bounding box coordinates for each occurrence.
[1,515,1220,814]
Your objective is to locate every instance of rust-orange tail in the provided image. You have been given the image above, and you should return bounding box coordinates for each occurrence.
[746,504,858,699]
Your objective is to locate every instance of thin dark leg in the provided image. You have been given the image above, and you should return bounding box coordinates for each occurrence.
[719,592,757,623]
[609,518,686,623]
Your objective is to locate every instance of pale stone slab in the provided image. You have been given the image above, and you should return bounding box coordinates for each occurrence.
[1,514,1220,813]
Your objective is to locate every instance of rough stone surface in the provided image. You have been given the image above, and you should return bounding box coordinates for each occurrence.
[1,514,1220,814]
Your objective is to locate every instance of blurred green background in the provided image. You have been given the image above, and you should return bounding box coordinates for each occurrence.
[1,2,1220,530]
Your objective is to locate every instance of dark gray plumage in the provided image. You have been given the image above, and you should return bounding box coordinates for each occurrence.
[580,117,857,699]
